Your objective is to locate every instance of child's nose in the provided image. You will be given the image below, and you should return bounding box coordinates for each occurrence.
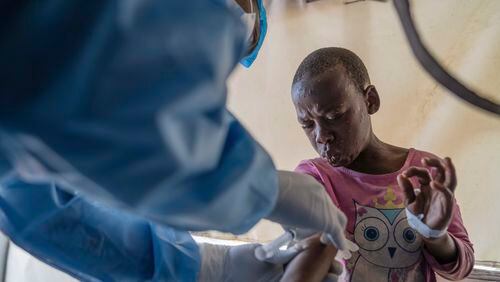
[315,126,334,144]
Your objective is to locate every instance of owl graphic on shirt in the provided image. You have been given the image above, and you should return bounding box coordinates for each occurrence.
[347,199,425,282]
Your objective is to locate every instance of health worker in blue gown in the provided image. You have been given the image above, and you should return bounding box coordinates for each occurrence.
[0,0,349,281]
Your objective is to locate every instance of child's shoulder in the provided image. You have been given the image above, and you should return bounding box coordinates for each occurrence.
[296,157,330,172]
[295,148,444,175]
[407,148,443,165]
[295,157,344,180]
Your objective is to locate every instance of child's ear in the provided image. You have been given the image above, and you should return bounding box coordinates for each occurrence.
[363,85,380,114]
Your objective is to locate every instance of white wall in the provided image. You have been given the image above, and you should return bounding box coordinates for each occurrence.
[227,0,500,262]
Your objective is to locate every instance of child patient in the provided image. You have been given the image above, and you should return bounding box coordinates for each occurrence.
[290,47,474,281]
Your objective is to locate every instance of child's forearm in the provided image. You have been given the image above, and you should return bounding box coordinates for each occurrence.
[423,233,458,264]
[281,238,337,282]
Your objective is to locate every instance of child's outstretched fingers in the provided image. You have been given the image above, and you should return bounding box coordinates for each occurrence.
[403,166,432,185]
[423,157,457,192]
[422,157,446,183]
[397,174,416,205]
[430,181,454,200]
[443,157,457,192]
[403,166,432,199]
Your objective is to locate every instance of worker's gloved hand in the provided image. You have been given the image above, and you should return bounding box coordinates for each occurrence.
[198,243,287,282]
[265,171,350,251]
[198,236,344,282]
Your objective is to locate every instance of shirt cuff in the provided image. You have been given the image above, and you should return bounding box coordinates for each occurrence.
[423,233,470,278]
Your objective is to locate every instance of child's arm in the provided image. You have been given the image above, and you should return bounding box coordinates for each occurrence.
[422,233,457,263]
[423,201,474,280]
[398,157,474,280]
[281,234,341,282]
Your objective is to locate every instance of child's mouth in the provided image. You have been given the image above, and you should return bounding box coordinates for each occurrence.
[322,152,343,166]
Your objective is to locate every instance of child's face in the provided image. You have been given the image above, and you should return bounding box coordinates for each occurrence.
[292,67,375,167]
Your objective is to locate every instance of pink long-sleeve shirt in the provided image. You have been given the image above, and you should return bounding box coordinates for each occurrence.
[295,148,474,282]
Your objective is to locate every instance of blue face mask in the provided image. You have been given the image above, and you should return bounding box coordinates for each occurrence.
[239,0,267,68]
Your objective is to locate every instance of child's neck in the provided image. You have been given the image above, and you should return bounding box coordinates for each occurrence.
[344,134,409,175]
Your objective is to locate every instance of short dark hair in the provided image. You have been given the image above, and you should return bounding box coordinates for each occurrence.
[292,47,370,92]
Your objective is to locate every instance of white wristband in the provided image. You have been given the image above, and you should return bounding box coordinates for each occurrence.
[405,208,447,239]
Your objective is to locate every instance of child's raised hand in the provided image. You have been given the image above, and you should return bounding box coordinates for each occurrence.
[397,157,457,233]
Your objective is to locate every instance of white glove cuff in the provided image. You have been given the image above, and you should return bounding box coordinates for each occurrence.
[405,208,447,239]
[198,243,230,282]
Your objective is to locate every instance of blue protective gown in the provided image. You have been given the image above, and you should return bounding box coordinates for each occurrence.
[0,0,277,281]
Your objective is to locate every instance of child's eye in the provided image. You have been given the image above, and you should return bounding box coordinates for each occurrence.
[326,113,344,121]
[301,122,314,129]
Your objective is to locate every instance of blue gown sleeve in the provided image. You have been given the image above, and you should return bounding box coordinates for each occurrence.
[0,0,278,234]
[0,174,201,281]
